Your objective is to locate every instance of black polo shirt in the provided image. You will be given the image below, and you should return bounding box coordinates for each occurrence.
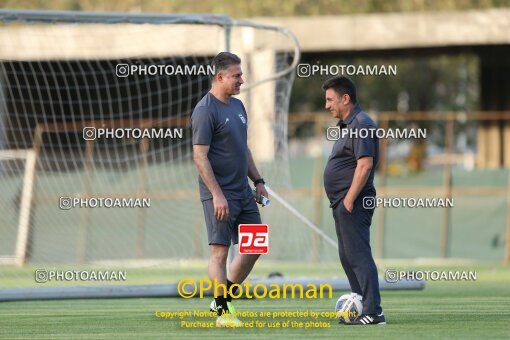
[323,104,379,209]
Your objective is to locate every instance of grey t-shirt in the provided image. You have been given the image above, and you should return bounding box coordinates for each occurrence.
[323,104,379,209]
[191,92,251,201]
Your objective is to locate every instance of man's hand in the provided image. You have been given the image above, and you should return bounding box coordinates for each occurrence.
[247,148,268,205]
[193,144,229,221]
[343,198,354,213]
[343,156,373,214]
[213,193,229,222]
[255,183,269,204]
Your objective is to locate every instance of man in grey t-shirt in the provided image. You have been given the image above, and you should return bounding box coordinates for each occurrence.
[191,52,268,327]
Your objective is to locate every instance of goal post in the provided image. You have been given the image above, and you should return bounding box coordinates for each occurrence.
[0,149,36,266]
[15,148,37,266]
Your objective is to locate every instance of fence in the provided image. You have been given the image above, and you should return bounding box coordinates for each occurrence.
[287,111,510,263]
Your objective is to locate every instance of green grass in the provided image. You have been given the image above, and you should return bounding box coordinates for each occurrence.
[1,261,509,339]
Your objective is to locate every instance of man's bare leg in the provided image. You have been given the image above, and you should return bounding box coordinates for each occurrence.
[209,244,244,327]
[228,253,261,283]
[209,244,229,284]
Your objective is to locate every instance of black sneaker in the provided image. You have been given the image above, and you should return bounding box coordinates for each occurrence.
[348,312,386,325]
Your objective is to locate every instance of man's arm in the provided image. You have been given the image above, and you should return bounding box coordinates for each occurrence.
[343,156,373,212]
[193,144,229,221]
[247,147,268,202]
[247,147,261,182]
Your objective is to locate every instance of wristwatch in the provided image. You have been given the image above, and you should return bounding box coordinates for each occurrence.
[253,178,265,186]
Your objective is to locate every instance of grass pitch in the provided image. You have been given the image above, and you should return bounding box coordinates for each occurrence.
[1,261,509,339]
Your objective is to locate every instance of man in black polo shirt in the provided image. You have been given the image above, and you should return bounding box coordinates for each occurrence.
[322,76,385,325]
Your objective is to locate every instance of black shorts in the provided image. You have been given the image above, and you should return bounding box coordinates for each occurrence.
[202,195,261,246]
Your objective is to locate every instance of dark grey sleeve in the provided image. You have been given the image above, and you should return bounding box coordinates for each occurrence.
[353,125,376,160]
[191,106,214,145]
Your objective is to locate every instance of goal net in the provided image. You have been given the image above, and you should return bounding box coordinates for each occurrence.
[0,10,350,292]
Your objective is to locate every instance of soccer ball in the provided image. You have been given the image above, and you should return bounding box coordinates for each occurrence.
[335,293,363,323]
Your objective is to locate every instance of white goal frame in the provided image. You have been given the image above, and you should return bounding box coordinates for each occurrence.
[0,148,37,266]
